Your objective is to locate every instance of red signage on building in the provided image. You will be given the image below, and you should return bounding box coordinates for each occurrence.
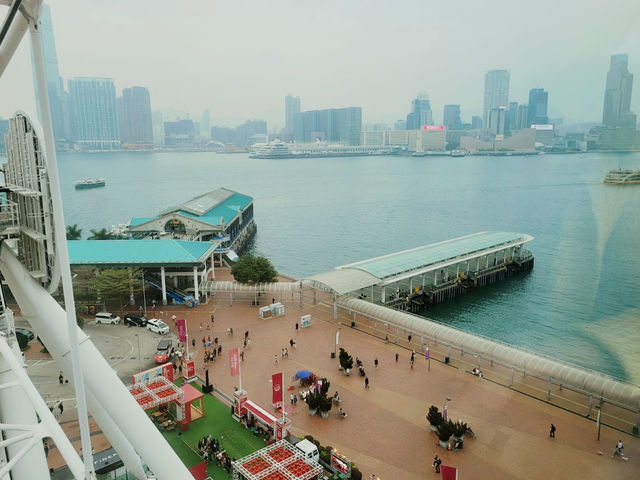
[186,360,195,378]
[422,125,445,130]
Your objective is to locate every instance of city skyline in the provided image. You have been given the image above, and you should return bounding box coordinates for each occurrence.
[1,0,639,130]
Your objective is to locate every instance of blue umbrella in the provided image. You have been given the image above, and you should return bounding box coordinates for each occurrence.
[296,370,312,379]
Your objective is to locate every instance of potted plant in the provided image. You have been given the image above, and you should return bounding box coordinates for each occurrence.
[436,420,453,448]
[451,420,467,442]
[307,393,320,416]
[319,395,333,418]
[339,348,353,375]
[426,405,443,432]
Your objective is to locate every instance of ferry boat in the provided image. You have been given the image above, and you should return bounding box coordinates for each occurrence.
[251,140,293,159]
[75,178,106,189]
[603,168,640,184]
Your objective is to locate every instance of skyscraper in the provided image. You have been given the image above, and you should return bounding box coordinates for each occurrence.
[602,54,636,128]
[68,77,120,149]
[293,107,362,145]
[30,3,70,141]
[527,88,549,126]
[285,95,301,135]
[505,102,519,133]
[443,105,462,130]
[483,70,510,132]
[487,106,507,136]
[406,93,433,129]
[117,86,153,145]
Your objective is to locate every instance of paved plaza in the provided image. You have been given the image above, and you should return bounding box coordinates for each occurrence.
[20,271,639,479]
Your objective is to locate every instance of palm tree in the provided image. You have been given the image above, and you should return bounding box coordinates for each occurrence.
[88,228,114,240]
[66,224,82,240]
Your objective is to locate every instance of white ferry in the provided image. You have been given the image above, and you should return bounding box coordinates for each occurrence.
[603,168,640,184]
[251,140,293,159]
[75,178,106,189]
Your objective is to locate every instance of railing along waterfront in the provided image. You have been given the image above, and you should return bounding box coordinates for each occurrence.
[336,296,640,436]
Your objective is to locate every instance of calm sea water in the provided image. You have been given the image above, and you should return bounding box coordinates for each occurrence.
[54,151,640,382]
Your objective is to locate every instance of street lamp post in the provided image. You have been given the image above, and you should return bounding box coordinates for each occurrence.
[135,333,141,371]
[142,272,147,317]
[443,397,452,422]
[595,405,601,441]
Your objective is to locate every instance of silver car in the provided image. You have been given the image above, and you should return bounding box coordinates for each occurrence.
[95,312,121,325]
[146,318,170,334]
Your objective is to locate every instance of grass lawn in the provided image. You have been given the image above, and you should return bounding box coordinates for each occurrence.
[157,384,266,479]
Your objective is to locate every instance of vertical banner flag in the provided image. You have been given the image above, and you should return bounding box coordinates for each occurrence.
[186,360,195,378]
[177,318,186,343]
[425,347,430,360]
[441,465,458,480]
[272,372,283,406]
[229,348,240,377]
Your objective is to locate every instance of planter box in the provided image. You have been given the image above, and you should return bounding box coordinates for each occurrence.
[308,408,317,416]
[429,424,439,432]
[438,440,450,448]
[320,411,329,419]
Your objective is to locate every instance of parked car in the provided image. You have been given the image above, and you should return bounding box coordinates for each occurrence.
[95,312,121,325]
[146,318,170,334]
[155,339,172,364]
[124,313,147,327]
[15,328,34,341]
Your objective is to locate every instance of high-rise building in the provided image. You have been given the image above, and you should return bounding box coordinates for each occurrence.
[164,119,194,145]
[285,95,301,135]
[505,102,519,132]
[483,69,510,132]
[471,116,482,130]
[527,88,549,126]
[406,93,433,129]
[235,120,267,146]
[68,77,120,149]
[200,110,211,140]
[517,104,529,130]
[393,120,407,130]
[30,3,71,141]
[487,106,507,136]
[602,54,636,128]
[117,86,153,145]
[293,107,362,145]
[443,105,462,130]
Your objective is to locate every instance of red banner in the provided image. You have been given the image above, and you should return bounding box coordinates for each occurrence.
[161,363,174,383]
[177,318,186,343]
[272,372,283,406]
[229,348,240,377]
[186,360,195,378]
[441,465,458,480]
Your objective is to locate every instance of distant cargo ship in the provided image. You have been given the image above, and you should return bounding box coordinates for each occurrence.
[75,178,106,189]
[603,168,640,184]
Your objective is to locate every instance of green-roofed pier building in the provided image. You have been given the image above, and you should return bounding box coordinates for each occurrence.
[307,231,534,311]
[127,188,255,256]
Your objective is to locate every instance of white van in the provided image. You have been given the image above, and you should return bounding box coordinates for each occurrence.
[294,439,319,464]
[95,312,121,325]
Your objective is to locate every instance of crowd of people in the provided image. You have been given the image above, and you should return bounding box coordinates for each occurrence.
[198,435,233,472]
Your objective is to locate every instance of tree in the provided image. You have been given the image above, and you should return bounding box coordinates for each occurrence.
[231,255,277,283]
[66,224,82,240]
[71,266,99,301]
[95,268,143,313]
[88,228,115,240]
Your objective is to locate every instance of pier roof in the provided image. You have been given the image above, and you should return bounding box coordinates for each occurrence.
[306,231,533,294]
[68,239,220,267]
[128,188,252,230]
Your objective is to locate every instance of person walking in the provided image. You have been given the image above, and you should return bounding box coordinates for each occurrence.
[58,372,64,384]
[364,376,369,389]
[395,352,399,362]
[549,423,556,438]
[374,358,379,369]
[274,354,278,364]
[57,400,64,415]
[612,439,623,458]
[433,455,441,473]
[295,323,299,332]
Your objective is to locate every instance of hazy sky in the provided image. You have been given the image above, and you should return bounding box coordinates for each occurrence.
[1,0,639,129]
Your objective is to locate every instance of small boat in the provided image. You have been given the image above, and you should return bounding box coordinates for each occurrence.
[603,169,640,184]
[75,178,106,189]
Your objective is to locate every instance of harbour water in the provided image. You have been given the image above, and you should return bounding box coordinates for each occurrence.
[54,151,640,382]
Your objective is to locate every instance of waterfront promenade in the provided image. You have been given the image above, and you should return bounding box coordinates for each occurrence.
[177,272,639,479]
